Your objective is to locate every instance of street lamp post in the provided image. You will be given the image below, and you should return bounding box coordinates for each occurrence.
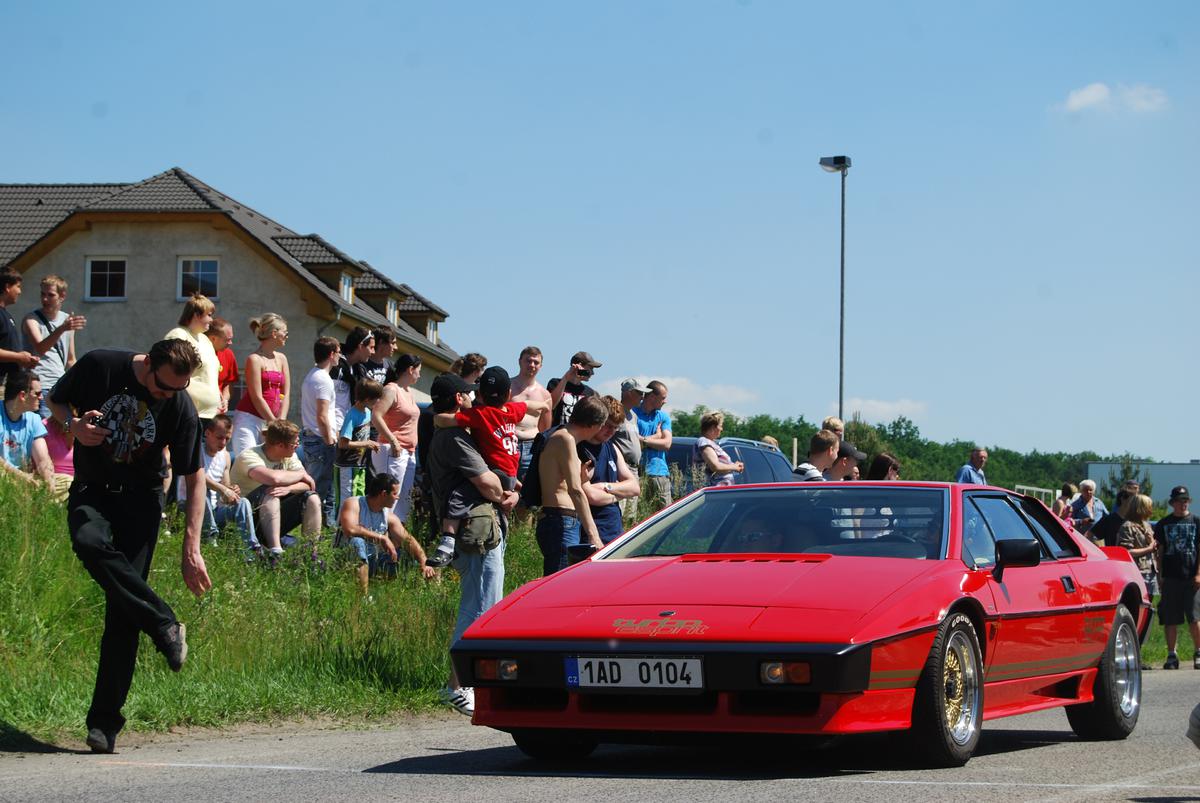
[819,155,851,420]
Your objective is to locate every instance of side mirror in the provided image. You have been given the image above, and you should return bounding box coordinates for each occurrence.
[567,544,599,566]
[992,538,1040,583]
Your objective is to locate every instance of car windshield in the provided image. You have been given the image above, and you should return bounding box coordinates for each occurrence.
[604,486,948,560]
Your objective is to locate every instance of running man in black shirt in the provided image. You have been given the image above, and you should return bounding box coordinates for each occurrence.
[47,339,212,754]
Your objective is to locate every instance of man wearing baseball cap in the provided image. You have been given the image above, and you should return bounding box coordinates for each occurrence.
[1154,486,1200,669]
[825,440,867,481]
[546,351,600,427]
[610,380,647,521]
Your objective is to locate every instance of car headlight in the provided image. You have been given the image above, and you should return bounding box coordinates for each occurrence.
[760,661,811,685]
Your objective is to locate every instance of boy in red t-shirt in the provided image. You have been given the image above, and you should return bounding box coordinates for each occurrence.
[427,366,548,567]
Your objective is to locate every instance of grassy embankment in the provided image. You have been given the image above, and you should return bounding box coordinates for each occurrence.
[1,472,1191,748]
[0,475,545,747]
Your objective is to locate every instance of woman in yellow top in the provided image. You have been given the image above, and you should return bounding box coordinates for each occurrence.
[163,293,222,424]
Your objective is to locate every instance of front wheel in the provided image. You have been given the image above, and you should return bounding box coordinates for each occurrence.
[511,729,598,761]
[910,611,983,767]
[1066,604,1141,740]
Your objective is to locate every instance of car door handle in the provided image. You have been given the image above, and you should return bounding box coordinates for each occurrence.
[1061,576,1076,593]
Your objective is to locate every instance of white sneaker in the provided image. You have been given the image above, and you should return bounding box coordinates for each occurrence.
[1188,703,1200,749]
[440,686,474,716]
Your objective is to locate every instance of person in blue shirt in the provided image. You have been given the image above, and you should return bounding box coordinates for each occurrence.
[955,447,988,485]
[634,380,673,512]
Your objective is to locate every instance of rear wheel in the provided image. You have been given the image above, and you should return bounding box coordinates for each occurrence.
[1066,604,1140,740]
[511,729,598,761]
[910,611,983,767]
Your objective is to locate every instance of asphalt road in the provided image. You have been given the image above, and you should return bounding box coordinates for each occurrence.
[3,672,1199,803]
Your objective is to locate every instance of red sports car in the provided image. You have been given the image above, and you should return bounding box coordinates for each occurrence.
[451,482,1149,766]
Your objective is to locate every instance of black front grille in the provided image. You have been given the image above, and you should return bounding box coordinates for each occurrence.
[732,690,821,715]
[577,691,719,715]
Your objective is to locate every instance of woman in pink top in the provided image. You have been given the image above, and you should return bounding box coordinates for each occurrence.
[42,414,74,500]
[371,353,421,521]
[230,313,291,459]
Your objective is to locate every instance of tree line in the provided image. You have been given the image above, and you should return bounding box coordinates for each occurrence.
[671,407,1151,507]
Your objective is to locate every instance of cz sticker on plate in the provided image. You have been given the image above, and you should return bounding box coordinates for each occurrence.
[565,656,703,689]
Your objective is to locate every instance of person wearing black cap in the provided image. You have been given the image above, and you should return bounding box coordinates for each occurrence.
[1153,485,1200,670]
[546,351,600,427]
[826,440,866,481]
[424,371,520,716]
[425,366,549,567]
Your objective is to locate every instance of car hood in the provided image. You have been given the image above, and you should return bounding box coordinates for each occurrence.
[471,554,941,642]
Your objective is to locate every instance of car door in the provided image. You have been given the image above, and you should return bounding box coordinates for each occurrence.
[963,493,1092,683]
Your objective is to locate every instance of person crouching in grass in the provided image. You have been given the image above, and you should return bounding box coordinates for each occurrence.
[337,472,437,595]
[231,419,321,564]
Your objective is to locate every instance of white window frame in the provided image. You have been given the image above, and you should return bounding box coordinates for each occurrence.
[426,319,438,344]
[340,272,355,303]
[177,256,220,301]
[84,256,128,302]
[386,297,399,325]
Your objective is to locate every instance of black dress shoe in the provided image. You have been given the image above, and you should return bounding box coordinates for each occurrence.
[156,622,188,672]
[86,727,116,754]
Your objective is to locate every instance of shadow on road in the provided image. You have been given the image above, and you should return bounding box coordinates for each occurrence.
[0,721,80,754]
[364,728,1082,779]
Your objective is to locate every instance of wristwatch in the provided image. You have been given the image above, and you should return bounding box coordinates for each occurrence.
[603,483,612,494]
[60,417,72,435]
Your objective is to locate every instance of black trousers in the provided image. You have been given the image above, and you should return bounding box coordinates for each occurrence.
[68,483,175,734]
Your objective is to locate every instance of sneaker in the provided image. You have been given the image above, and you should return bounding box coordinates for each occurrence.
[86,727,116,754]
[1189,703,1200,749]
[1193,651,1200,670]
[426,548,454,568]
[156,622,188,672]
[440,685,474,716]
[1164,653,1180,670]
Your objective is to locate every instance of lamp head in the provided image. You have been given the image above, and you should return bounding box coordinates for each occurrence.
[819,155,851,173]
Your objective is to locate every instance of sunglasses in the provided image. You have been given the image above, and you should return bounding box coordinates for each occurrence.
[152,369,191,394]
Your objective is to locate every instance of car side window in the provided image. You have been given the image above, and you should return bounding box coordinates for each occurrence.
[1014,495,1081,559]
[739,448,772,484]
[962,499,997,568]
[766,451,795,482]
[972,495,1052,559]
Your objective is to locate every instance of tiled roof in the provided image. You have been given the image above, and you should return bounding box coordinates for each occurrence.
[81,169,217,211]
[397,283,448,317]
[0,184,124,264]
[0,168,457,362]
[273,235,343,265]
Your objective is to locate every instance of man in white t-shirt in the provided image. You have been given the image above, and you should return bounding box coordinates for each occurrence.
[300,336,340,526]
[178,414,258,554]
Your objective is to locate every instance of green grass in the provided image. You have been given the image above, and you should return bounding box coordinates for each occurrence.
[0,473,1190,747]
[0,476,547,746]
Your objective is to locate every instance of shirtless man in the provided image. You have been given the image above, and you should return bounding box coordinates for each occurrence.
[510,345,551,483]
[535,395,606,575]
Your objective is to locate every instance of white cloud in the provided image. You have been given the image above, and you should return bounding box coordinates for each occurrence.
[596,376,760,416]
[1064,82,1111,112]
[1118,84,1168,113]
[1059,82,1168,114]
[829,397,928,423]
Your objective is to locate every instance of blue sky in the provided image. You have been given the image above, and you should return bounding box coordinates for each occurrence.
[3,1,1197,461]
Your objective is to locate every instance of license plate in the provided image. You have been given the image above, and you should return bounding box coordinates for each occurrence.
[565,656,703,689]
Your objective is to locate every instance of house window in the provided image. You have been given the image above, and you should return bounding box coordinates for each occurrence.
[178,258,219,299]
[426,319,438,344]
[84,257,127,301]
[340,272,355,303]
[386,297,399,325]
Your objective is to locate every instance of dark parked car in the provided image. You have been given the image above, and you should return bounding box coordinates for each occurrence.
[666,436,794,492]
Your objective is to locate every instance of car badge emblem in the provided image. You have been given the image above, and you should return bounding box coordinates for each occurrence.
[613,617,708,636]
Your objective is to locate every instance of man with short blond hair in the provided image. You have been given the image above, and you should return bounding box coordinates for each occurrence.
[635,380,672,511]
[794,429,839,481]
[22,274,85,417]
[511,345,551,482]
[231,418,321,561]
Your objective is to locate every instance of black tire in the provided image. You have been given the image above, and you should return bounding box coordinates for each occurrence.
[910,611,984,767]
[1066,604,1141,740]
[511,729,598,761]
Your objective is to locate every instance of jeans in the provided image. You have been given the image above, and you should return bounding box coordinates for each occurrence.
[517,438,535,482]
[370,444,417,523]
[68,483,174,735]
[450,534,506,645]
[347,536,398,576]
[300,433,336,526]
[206,495,259,550]
[535,511,582,576]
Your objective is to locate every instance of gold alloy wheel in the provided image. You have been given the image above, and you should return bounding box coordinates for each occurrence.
[943,629,980,745]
